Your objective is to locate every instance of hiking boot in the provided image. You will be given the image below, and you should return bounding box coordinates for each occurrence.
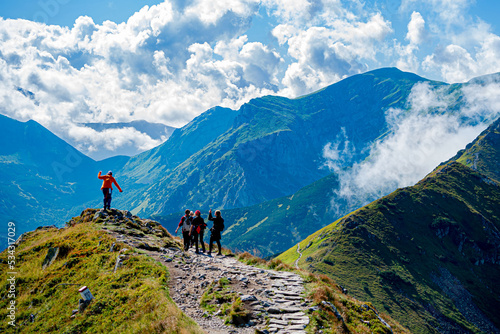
[195,251,200,254]
[217,253,223,256]
[207,252,212,257]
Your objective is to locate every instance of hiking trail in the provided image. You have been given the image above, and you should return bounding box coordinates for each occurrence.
[294,244,303,270]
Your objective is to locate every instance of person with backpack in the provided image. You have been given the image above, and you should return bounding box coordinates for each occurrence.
[207,209,224,256]
[175,209,192,251]
[190,210,207,254]
[97,171,123,210]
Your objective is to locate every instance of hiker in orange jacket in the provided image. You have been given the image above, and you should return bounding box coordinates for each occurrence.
[98,171,123,210]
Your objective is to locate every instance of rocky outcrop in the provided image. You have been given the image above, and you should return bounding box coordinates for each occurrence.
[70,208,178,251]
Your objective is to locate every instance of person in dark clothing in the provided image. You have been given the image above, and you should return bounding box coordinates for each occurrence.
[175,210,192,251]
[190,210,206,254]
[198,212,207,253]
[189,211,196,248]
[207,209,224,256]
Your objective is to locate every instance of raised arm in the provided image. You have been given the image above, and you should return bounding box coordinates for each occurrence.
[97,171,105,180]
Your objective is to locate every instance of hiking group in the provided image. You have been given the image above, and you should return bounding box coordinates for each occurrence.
[97,171,225,256]
[175,209,225,257]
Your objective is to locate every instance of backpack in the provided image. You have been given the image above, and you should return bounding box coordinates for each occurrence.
[181,216,192,232]
[218,218,225,232]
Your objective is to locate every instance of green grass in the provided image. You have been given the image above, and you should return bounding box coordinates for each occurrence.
[199,277,248,325]
[0,216,202,334]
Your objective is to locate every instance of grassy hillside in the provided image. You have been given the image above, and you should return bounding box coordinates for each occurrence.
[0,210,200,333]
[453,117,500,182]
[278,161,500,333]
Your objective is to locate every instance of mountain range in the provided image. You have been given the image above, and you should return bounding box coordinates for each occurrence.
[1,67,498,255]
[119,67,438,217]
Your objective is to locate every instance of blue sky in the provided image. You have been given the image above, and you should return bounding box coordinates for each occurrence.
[1,0,500,158]
[0,0,163,26]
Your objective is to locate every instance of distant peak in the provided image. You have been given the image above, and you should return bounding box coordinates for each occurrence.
[360,67,429,81]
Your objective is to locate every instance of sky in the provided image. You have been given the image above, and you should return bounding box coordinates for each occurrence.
[1,0,500,159]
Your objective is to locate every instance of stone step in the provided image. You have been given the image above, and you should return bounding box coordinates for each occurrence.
[269,324,285,330]
[283,311,306,317]
[289,318,310,326]
[269,319,289,326]
[280,307,303,313]
[275,295,303,301]
[273,299,292,304]
[273,290,303,296]
[273,301,296,308]
[287,324,307,330]
[283,315,309,321]
[268,314,282,319]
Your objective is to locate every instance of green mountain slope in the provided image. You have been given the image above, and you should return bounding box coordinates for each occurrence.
[122,68,450,217]
[452,117,500,181]
[277,121,500,333]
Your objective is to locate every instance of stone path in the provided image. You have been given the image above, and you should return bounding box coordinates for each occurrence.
[101,213,313,334]
[156,247,311,334]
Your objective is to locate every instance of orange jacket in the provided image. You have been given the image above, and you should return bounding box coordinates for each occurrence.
[98,172,123,192]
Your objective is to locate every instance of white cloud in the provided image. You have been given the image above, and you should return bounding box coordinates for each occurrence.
[395,11,426,72]
[69,125,163,153]
[422,36,500,83]
[276,13,392,96]
[0,1,279,159]
[406,11,426,45]
[324,80,500,212]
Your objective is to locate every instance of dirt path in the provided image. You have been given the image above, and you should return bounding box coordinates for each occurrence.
[294,244,303,270]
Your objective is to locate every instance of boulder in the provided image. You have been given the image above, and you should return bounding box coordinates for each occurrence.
[42,247,59,269]
[241,295,258,302]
